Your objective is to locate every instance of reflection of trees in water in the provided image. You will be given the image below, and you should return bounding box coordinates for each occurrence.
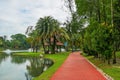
[26,57,44,77]
[7,54,54,80]
[25,58,54,80]
[10,55,27,64]
[43,58,54,71]
[0,53,9,64]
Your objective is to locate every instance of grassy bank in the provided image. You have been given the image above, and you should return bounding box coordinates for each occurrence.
[12,52,41,57]
[33,52,70,80]
[13,52,70,80]
[85,51,120,80]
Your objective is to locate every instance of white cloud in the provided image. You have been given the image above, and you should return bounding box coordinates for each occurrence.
[0,0,70,39]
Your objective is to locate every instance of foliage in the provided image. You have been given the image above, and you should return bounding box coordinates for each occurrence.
[27,16,69,54]
[10,34,30,49]
[74,0,120,64]
[0,37,4,48]
[26,28,40,53]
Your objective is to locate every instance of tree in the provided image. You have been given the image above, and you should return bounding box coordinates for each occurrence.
[35,16,58,54]
[112,0,120,64]
[0,37,4,48]
[35,16,57,54]
[10,34,30,49]
[35,16,70,54]
[26,26,40,53]
[74,0,120,64]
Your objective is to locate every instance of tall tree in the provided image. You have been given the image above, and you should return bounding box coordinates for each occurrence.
[35,16,69,54]
[112,0,120,64]
[35,16,59,54]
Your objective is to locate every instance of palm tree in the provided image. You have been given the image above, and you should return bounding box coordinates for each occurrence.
[35,16,69,54]
[35,16,58,53]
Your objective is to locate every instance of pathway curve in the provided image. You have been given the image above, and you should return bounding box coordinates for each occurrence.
[50,52,107,80]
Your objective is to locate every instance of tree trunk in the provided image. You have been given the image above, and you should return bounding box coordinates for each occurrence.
[72,40,74,52]
[113,44,116,64]
[53,36,56,54]
[48,46,49,54]
[48,38,51,54]
[113,51,116,64]
[60,46,61,52]
[41,38,46,54]
[35,45,38,53]
[97,0,101,23]
[108,58,111,64]
[102,0,107,24]
[33,46,35,53]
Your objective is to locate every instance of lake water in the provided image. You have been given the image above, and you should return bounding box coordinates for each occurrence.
[0,52,53,80]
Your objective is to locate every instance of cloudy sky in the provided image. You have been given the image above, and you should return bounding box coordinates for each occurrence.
[0,0,70,39]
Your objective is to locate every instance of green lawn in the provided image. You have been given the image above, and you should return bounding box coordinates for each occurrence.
[85,51,120,80]
[13,52,70,80]
[12,52,41,57]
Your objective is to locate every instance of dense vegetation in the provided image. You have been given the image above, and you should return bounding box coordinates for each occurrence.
[74,0,120,64]
[0,34,30,50]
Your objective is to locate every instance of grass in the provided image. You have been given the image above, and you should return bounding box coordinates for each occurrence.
[116,51,120,58]
[11,52,42,57]
[84,51,120,80]
[13,51,70,80]
[33,52,70,80]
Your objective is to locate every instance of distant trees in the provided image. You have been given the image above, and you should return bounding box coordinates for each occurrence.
[0,34,30,50]
[0,37,4,48]
[10,34,30,49]
[0,35,9,50]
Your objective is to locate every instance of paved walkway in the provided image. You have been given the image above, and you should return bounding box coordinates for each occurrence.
[50,52,107,80]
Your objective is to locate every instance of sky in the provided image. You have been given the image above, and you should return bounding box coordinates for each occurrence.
[0,0,70,39]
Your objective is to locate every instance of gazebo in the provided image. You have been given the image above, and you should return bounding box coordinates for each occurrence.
[44,41,64,53]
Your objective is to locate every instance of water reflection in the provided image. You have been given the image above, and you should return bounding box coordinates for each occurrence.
[25,58,54,80]
[0,53,9,64]
[0,53,53,80]
[11,55,27,64]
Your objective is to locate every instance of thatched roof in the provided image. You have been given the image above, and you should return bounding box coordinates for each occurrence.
[44,43,49,46]
[44,42,63,46]
[56,42,63,46]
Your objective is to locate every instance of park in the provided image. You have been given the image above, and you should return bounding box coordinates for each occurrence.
[0,0,120,80]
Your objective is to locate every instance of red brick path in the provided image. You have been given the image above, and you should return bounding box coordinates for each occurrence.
[50,52,106,80]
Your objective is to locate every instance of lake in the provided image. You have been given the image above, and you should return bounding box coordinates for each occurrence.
[0,52,53,80]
